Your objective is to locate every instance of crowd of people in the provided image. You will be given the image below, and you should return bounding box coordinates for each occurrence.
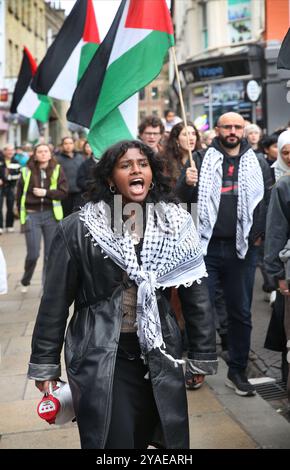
[1,108,290,449]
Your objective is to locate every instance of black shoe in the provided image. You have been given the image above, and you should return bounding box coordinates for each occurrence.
[225,371,256,397]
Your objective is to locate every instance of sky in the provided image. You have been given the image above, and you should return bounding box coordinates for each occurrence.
[58,1,123,39]
[55,0,171,40]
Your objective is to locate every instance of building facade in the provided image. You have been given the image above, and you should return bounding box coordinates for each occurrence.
[4,0,46,145]
[0,0,66,148]
[172,0,290,133]
[138,63,170,123]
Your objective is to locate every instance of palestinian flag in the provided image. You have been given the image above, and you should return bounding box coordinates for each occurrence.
[278,28,290,69]
[10,47,51,123]
[31,0,100,101]
[67,0,174,157]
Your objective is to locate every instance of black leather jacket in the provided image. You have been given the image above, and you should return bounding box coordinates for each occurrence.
[28,211,217,449]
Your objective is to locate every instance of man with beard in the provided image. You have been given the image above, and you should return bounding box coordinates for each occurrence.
[177,112,272,397]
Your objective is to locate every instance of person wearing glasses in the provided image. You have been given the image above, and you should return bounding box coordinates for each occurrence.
[177,112,272,397]
[138,116,165,154]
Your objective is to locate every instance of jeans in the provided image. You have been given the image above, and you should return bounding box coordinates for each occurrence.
[205,238,258,374]
[0,186,15,228]
[21,210,58,286]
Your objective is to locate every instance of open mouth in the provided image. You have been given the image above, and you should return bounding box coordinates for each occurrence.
[129,178,145,195]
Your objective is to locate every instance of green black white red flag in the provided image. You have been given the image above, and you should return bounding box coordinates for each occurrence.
[67,0,174,157]
[278,28,290,69]
[10,47,51,123]
[31,0,100,101]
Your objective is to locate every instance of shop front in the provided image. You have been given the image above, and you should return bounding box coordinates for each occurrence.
[179,45,264,130]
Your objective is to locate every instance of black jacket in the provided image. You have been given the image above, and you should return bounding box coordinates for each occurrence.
[176,138,272,245]
[28,211,217,449]
[264,175,290,286]
[56,152,84,194]
[76,156,97,193]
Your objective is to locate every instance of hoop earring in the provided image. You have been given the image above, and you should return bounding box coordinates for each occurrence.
[149,182,155,190]
[109,185,116,194]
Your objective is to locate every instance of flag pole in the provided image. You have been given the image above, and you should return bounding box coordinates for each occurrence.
[171,46,195,169]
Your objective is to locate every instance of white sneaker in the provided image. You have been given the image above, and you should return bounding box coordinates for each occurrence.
[20,284,28,294]
[0,228,3,235]
[7,227,15,233]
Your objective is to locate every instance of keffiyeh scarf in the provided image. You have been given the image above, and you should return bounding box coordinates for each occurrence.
[198,146,264,259]
[80,201,207,365]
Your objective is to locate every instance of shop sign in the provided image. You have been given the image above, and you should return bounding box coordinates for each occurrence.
[246,80,261,102]
[181,59,250,84]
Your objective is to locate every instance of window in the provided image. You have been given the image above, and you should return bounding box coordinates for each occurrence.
[139,111,146,122]
[139,88,145,100]
[21,1,27,25]
[200,1,208,50]
[15,44,19,75]
[8,40,13,77]
[34,3,38,36]
[151,87,159,100]
[27,0,32,30]
[227,0,251,44]
[8,0,14,14]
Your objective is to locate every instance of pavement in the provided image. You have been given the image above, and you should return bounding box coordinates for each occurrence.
[1,222,290,449]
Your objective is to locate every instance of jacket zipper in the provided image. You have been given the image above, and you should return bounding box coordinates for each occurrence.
[101,287,124,448]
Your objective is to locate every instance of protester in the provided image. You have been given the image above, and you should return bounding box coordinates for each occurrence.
[272,129,290,181]
[161,109,182,136]
[76,142,97,204]
[261,134,278,184]
[263,130,290,381]
[177,112,272,397]
[56,136,83,216]
[14,145,29,168]
[202,129,216,149]
[138,116,165,153]
[244,123,263,154]
[162,120,202,186]
[0,144,21,234]
[16,144,68,293]
[28,139,217,449]
[81,140,93,160]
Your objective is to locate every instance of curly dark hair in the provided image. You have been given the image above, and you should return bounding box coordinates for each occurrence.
[138,116,165,136]
[86,140,178,205]
[162,121,202,183]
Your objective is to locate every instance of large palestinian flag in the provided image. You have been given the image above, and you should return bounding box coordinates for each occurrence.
[31,0,100,101]
[278,28,290,69]
[67,0,174,157]
[10,47,51,123]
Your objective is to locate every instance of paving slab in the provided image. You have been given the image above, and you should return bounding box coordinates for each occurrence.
[0,354,29,377]
[189,411,257,449]
[0,322,27,339]
[0,375,27,402]
[0,426,80,449]
[5,336,32,356]
[0,399,49,434]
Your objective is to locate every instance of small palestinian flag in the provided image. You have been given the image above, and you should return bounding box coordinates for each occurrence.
[10,47,51,123]
[67,0,174,157]
[31,0,100,101]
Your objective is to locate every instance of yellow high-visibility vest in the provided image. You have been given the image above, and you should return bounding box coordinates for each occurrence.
[20,164,63,224]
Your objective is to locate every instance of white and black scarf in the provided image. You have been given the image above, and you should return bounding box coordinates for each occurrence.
[80,201,207,364]
[198,146,264,259]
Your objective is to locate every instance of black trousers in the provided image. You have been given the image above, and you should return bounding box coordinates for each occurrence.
[105,333,159,449]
